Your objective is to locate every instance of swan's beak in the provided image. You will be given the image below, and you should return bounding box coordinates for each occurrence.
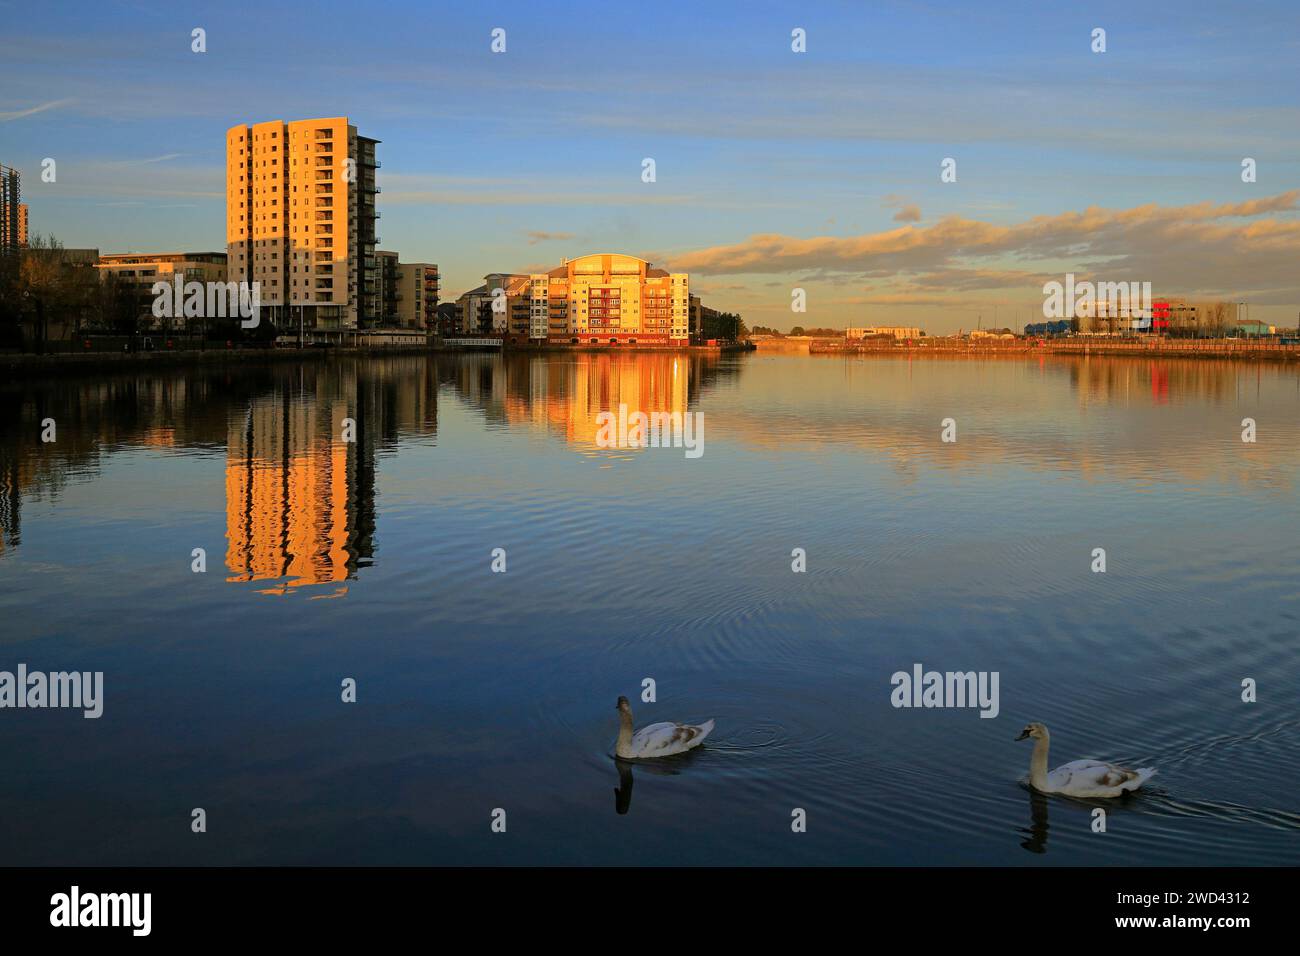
[1015,729,1030,741]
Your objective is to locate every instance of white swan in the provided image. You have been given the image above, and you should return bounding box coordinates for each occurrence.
[1016,722,1156,798]
[615,696,714,759]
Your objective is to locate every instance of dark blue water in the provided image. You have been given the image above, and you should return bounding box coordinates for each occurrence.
[1,352,1298,864]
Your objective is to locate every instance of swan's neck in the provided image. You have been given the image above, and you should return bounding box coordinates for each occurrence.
[1029,733,1051,791]
[616,709,634,758]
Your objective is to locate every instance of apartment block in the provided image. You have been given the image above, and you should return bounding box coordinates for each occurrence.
[0,165,19,255]
[396,263,438,331]
[375,250,400,325]
[96,252,228,331]
[225,117,379,332]
[530,254,689,346]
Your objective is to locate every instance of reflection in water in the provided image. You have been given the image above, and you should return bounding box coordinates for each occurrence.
[224,391,372,592]
[0,357,442,590]
[1019,788,1051,854]
[2,352,1298,563]
[614,759,634,815]
[3,352,1300,865]
[447,352,709,456]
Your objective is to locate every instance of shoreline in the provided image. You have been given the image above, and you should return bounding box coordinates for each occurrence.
[1,341,755,378]
[797,341,1300,363]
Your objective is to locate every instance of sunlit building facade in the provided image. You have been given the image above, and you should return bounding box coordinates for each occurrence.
[225,117,379,332]
[530,254,689,346]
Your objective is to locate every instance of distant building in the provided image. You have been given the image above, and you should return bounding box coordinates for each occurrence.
[435,301,459,337]
[0,165,20,256]
[847,326,921,340]
[454,274,529,337]
[397,263,438,331]
[226,117,379,332]
[450,254,702,345]
[1080,297,1236,335]
[375,250,400,325]
[96,252,228,332]
[1234,319,1274,337]
[689,294,720,342]
[17,203,27,247]
[531,254,688,345]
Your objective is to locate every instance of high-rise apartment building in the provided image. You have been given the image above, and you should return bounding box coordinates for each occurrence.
[0,165,20,256]
[225,117,379,332]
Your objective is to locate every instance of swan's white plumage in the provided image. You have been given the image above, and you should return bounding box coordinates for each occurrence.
[615,696,714,759]
[1018,722,1156,798]
[1044,758,1157,798]
[625,719,714,758]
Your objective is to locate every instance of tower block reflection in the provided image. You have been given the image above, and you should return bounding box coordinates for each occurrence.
[224,384,375,594]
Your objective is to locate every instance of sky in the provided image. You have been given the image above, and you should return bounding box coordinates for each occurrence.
[1,0,1298,333]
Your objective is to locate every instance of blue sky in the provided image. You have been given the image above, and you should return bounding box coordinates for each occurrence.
[2,0,1298,332]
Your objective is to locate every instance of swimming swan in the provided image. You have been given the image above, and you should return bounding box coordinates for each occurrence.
[1016,722,1156,798]
[615,696,714,759]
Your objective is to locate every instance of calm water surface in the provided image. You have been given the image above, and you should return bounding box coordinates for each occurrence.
[1,352,1298,865]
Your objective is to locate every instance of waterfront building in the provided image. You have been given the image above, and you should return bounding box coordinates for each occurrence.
[95,252,228,332]
[397,263,438,331]
[450,255,699,346]
[531,254,689,346]
[225,117,379,332]
[847,326,922,339]
[375,250,400,325]
[454,274,529,337]
[373,252,438,331]
[1081,298,1237,335]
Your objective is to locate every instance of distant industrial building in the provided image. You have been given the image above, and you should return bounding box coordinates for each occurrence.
[1071,298,1240,335]
[846,326,922,340]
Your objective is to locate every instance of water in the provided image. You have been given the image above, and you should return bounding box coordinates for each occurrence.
[1,351,1298,865]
